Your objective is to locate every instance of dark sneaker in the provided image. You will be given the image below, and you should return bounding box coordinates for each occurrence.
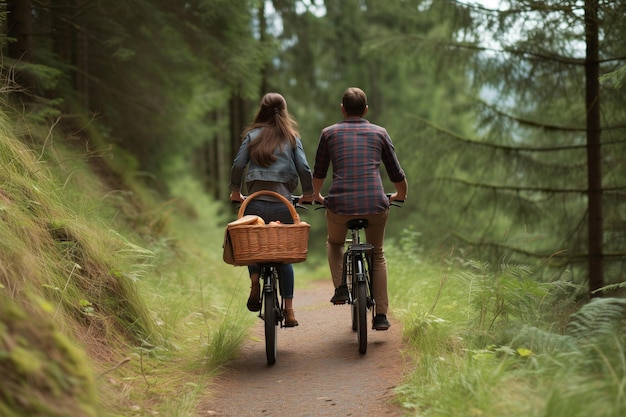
[330,285,349,304]
[373,314,390,331]
[247,281,261,312]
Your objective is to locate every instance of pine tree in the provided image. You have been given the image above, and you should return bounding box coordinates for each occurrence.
[431,0,626,295]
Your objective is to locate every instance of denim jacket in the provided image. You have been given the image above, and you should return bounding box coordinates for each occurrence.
[230,128,313,198]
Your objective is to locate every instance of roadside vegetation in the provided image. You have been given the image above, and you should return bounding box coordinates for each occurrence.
[0,106,253,415]
[387,231,626,417]
[3,106,625,416]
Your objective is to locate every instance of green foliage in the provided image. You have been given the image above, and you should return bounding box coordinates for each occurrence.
[0,102,173,414]
[600,64,626,89]
[566,297,626,341]
[0,297,100,417]
[387,226,625,415]
[203,305,252,369]
[510,299,626,417]
[390,242,626,416]
[458,258,551,336]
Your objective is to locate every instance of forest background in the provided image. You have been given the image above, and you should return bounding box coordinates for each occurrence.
[1,0,626,416]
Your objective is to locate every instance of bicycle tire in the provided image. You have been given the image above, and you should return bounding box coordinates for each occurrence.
[264,272,278,365]
[348,254,357,332]
[356,279,368,354]
[351,282,358,332]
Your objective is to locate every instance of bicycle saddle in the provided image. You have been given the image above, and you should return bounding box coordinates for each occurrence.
[346,218,368,230]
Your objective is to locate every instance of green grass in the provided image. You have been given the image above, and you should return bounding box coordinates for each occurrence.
[1,113,119,416]
[0,104,262,416]
[386,236,626,417]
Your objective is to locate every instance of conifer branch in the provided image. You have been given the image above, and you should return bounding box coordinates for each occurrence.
[436,176,626,195]
[412,115,585,152]
[451,232,626,261]
[413,114,626,151]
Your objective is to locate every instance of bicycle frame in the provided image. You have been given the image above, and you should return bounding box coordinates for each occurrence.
[343,229,374,297]
[260,264,284,323]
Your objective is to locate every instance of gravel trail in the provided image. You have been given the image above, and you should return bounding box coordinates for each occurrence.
[200,279,408,417]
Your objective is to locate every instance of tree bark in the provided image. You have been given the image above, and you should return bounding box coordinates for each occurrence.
[7,0,35,92]
[585,0,603,296]
[228,94,246,195]
[259,0,268,96]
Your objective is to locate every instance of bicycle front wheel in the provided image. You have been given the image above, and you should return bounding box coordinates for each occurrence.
[356,279,368,355]
[264,282,278,365]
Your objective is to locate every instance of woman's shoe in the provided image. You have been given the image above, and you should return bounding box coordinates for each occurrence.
[247,281,261,312]
[283,308,299,327]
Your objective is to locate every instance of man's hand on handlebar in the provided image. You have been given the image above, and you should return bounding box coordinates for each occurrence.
[389,192,406,203]
[312,191,325,205]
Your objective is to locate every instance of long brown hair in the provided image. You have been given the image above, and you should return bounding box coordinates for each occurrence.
[242,93,299,167]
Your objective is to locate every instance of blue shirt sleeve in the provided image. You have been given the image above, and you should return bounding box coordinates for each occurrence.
[230,135,251,191]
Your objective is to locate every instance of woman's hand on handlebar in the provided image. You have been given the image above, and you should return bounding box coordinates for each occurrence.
[299,193,314,205]
[229,191,245,203]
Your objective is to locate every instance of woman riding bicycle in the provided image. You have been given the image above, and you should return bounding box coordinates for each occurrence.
[312,87,408,331]
[230,92,314,327]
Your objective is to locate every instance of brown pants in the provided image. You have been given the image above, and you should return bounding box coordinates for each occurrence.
[325,209,390,315]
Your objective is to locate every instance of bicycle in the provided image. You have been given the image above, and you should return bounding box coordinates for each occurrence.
[317,195,402,355]
[232,192,309,365]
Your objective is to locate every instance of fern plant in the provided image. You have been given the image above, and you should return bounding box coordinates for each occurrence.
[512,298,626,417]
[458,258,551,337]
[566,297,626,341]
[511,297,626,374]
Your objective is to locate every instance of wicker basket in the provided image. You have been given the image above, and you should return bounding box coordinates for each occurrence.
[226,190,310,266]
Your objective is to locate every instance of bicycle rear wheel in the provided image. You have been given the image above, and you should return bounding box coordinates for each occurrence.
[264,275,278,365]
[356,279,368,354]
[348,254,358,331]
[351,282,358,332]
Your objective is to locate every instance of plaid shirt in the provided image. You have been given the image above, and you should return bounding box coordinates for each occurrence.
[313,118,406,215]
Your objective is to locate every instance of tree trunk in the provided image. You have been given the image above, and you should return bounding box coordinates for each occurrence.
[585,0,603,296]
[75,27,89,109]
[49,0,89,108]
[259,1,268,95]
[7,0,35,92]
[228,94,246,195]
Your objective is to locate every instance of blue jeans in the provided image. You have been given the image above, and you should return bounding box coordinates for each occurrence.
[244,199,295,298]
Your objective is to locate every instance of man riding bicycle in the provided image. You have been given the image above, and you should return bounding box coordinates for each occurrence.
[312,87,408,331]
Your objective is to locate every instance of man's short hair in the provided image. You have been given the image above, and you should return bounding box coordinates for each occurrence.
[342,87,367,116]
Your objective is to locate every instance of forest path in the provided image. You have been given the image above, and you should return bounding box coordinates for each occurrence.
[199,279,408,417]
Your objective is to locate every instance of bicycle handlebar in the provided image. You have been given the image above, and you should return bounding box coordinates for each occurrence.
[313,194,403,210]
[387,193,404,207]
[231,195,310,211]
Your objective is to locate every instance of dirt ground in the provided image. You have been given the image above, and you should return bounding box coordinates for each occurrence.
[200,279,409,417]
